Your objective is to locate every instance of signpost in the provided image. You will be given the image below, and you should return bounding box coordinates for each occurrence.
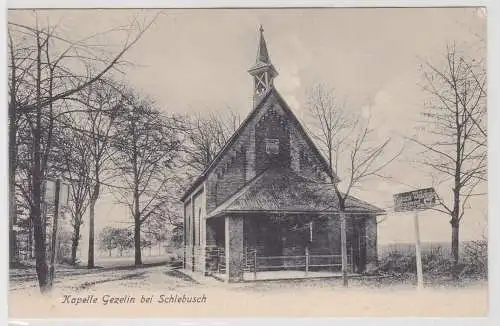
[45,177,71,287]
[393,187,438,289]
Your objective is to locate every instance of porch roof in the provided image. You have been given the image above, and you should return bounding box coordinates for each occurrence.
[207,168,385,218]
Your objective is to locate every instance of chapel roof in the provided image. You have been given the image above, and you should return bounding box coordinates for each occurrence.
[207,167,385,218]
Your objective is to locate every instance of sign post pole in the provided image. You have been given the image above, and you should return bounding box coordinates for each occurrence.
[413,210,424,289]
[394,187,437,291]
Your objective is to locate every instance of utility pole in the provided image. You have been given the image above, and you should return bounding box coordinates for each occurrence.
[49,179,61,286]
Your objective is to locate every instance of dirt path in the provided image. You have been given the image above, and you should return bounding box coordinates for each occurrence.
[8,267,488,318]
[9,263,182,292]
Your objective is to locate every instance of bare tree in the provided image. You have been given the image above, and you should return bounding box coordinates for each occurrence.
[111,93,183,265]
[183,110,241,175]
[306,84,401,287]
[57,121,92,265]
[8,27,37,265]
[13,116,37,260]
[411,44,487,272]
[8,11,158,293]
[72,80,128,269]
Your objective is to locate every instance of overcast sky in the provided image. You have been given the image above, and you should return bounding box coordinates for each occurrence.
[9,8,487,252]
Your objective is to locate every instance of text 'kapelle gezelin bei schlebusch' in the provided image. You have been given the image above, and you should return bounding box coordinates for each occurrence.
[61,294,207,305]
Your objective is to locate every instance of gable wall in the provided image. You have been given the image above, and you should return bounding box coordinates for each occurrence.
[289,123,330,182]
[254,105,291,173]
[205,92,331,213]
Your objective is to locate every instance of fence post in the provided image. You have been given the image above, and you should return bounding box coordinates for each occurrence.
[253,250,257,280]
[215,247,219,274]
[352,252,355,273]
[305,247,309,276]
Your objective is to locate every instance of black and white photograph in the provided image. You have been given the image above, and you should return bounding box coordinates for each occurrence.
[6,5,489,318]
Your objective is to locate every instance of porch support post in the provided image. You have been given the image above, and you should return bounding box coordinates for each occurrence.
[205,220,217,275]
[206,221,216,246]
[340,212,349,287]
[225,214,244,282]
[305,246,309,276]
[365,216,378,272]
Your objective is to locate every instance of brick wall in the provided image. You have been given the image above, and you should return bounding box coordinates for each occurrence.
[214,147,247,207]
[255,105,291,173]
[289,123,329,182]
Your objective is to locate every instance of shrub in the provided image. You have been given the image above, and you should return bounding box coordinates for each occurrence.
[378,251,416,274]
[461,240,487,278]
[377,242,487,280]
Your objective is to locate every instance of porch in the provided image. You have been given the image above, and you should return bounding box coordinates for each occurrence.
[206,246,357,282]
[203,212,365,282]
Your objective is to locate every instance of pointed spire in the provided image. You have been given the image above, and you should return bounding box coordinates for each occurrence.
[248,25,278,107]
[256,25,270,64]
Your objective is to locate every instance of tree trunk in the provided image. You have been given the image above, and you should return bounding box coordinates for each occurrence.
[33,206,50,293]
[451,159,461,278]
[49,179,61,286]
[32,122,50,293]
[71,221,81,265]
[33,31,50,293]
[88,183,99,268]
[133,163,142,265]
[87,199,95,268]
[134,220,142,265]
[451,218,460,277]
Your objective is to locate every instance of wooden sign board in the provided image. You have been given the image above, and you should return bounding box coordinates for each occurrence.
[393,187,438,212]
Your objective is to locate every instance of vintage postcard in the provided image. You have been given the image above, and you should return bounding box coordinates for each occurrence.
[7,6,488,319]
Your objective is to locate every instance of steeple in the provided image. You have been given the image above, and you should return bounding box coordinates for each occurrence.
[248,25,278,107]
[256,25,270,63]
